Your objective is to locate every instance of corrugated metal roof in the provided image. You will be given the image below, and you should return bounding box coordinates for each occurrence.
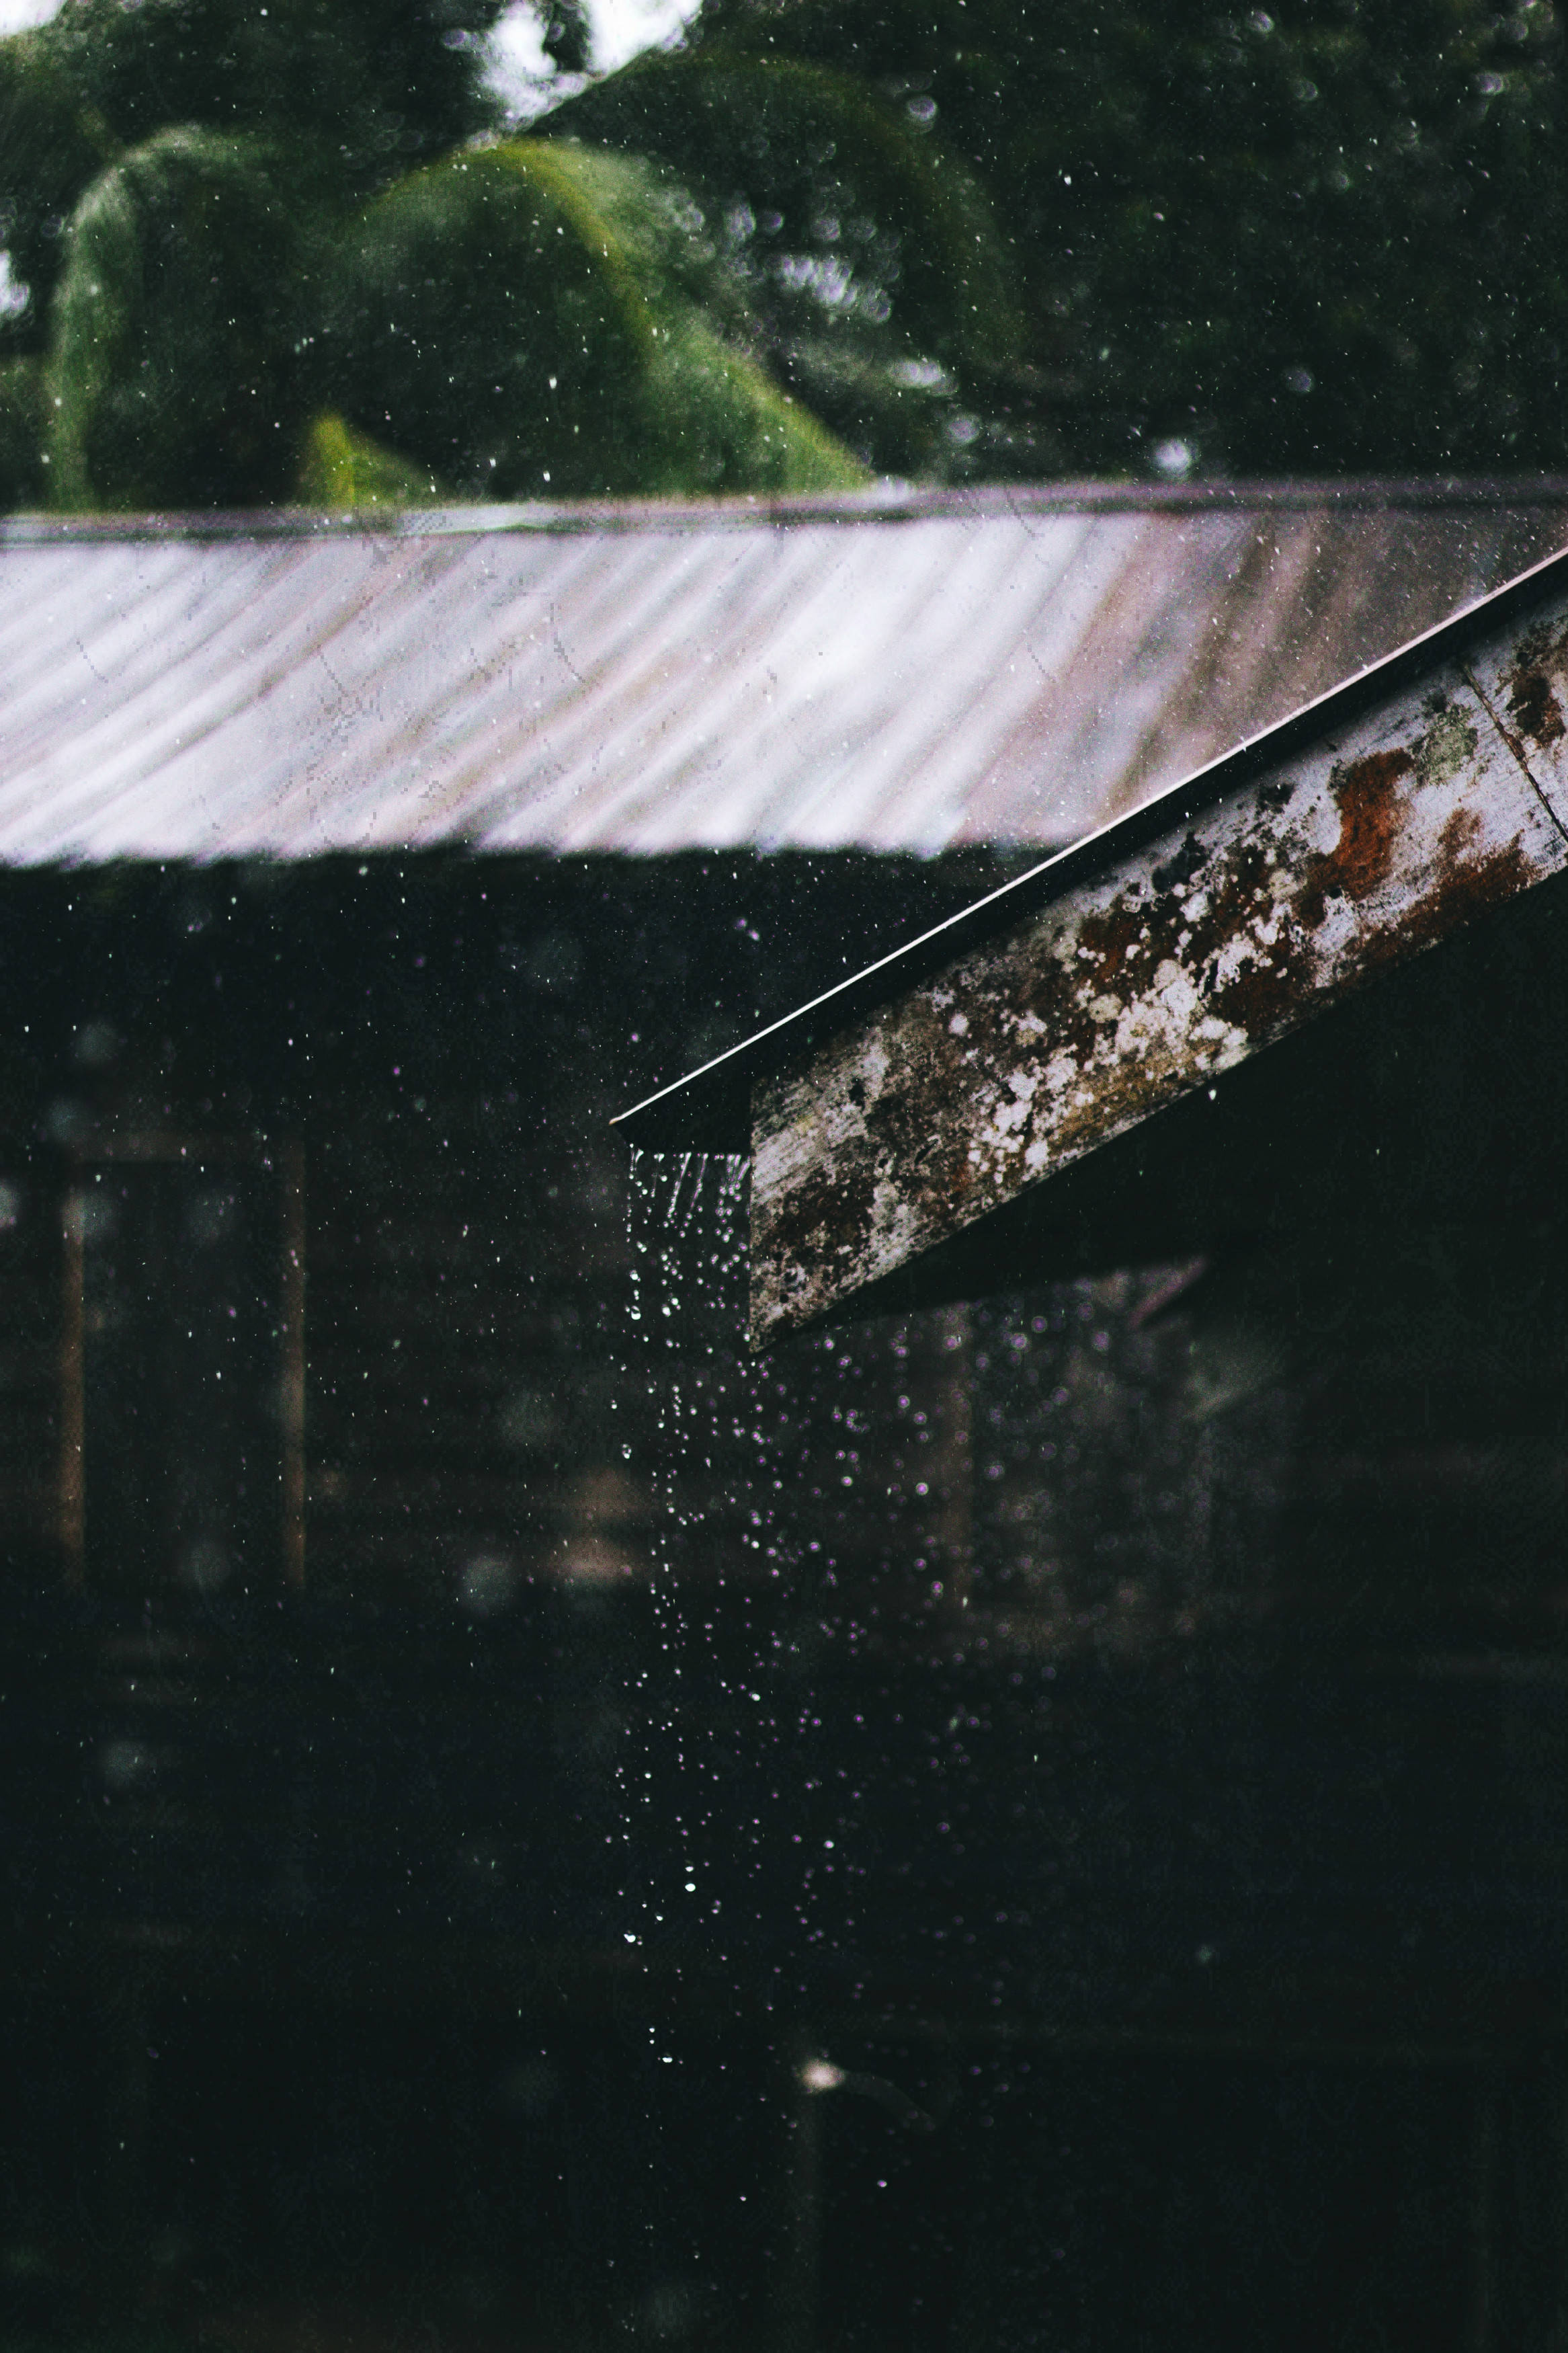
[3,482,1567,864]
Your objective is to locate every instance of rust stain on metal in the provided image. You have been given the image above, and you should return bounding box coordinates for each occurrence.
[1503,616,1568,752]
[1509,667,1565,749]
[1306,748,1414,912]
[750,598,1568,1343]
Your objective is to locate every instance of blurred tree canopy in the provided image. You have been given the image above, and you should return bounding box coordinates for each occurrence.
[0,0,877,505]
[665,0,1568,475]
[542,52,1024,474]
[49,128,305,508]
[1,0,1565,507]
[323,139,865,495]
[0,0,510,356]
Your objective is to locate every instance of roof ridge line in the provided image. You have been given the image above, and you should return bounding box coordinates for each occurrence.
[13,477,1568,545]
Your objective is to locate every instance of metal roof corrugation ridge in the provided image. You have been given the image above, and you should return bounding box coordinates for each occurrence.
[11,475,1568,549]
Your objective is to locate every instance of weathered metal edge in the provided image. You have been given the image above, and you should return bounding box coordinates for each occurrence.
[746,577,1568,1340]
[614,537,1568,1153]
[12,476,1568,551]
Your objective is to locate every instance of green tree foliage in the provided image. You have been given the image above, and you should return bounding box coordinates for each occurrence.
[540,51,1024,472]
[690,0,1568,475]
[34,0,509,199]
[0,0,514,370]
[294,411,448,505]
[48,128,306,509]
[0,355,46,506]
[324,139,866,496]
[13,0,1553,504]
[0,31,116,358]
[0,0,872,507]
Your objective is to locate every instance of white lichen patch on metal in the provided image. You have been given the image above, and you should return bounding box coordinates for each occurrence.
[750,594,1568,1342]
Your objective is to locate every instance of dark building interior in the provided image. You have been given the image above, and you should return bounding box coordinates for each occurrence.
[0,846,1562,2352]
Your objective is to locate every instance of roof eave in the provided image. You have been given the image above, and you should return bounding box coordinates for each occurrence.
[616,541,1568,1341]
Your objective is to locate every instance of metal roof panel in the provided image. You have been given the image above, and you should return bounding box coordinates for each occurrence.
[3,484,1567,868]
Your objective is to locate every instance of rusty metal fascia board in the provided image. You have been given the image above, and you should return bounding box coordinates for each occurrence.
[614,543,1568,1343]
[614,543,1568,1154]
[740,571,1568,1340]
